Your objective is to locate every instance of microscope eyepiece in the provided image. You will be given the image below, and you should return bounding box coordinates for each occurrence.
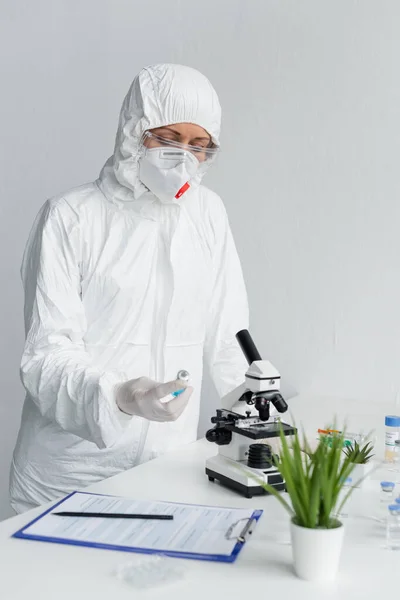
[236,330,262,365]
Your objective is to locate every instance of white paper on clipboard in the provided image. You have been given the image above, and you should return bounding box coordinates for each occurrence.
[18,492,261,558]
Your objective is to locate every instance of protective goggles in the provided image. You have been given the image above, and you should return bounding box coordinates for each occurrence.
[139,131,219,166]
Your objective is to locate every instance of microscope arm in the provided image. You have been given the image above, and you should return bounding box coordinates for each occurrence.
[220,383,249,412]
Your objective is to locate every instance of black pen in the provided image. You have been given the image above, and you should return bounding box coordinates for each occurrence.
[52,512,173,520]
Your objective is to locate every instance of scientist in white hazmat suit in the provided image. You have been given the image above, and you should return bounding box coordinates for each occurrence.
[10,63,249,513]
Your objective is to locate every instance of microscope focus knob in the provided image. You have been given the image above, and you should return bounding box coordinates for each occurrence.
[205,427,232,446]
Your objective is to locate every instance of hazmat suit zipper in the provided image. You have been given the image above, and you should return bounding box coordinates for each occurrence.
[134,204,179,464]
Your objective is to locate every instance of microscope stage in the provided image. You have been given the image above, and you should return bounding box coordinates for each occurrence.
[231,420,296,440]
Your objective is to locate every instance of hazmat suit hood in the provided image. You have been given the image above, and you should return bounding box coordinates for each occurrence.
[98,64,221,207]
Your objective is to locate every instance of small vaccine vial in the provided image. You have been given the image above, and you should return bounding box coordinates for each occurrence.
[379,481,395,522]
[380,481,395,502]
[384,415,400,463]
[171,370,190,397]
[160,370,191,403]
[386,504,400,550]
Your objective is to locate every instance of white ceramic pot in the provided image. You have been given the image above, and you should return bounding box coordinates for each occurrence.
[290,519,344,582]
[351,462,373,489]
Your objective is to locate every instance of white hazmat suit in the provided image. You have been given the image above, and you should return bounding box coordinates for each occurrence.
[10,64,249,513]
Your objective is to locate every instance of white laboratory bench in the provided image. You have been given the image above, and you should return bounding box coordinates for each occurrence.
[0,394,399,600]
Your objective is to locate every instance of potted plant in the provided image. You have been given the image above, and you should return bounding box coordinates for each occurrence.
[342,440,374,489]
[252,425,361,583]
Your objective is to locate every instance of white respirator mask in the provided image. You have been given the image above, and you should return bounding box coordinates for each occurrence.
[138,131,218,204]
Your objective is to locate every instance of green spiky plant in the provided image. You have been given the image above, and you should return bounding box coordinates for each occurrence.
[251,424,360,529]
[342,440,374,464]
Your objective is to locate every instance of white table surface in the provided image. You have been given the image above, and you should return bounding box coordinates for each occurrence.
[1,394,399,600]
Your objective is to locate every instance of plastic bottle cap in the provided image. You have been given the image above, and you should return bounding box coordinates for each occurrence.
[385,415,400,427]
[395,498,400,504]
[388,504,400,512]
[380,481,395,489]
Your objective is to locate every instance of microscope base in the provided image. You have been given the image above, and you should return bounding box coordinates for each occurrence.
[205,455,285,499]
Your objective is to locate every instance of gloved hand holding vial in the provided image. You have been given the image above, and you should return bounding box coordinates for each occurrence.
[116,372,193,421]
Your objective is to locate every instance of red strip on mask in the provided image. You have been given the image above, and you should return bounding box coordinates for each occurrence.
[175,182,190,199]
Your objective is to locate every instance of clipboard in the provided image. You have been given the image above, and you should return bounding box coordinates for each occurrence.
[12,492,263,563]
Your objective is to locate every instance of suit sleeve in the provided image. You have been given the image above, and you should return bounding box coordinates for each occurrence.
[20,199,131,449]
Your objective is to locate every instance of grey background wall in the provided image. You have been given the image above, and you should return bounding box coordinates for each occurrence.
[1,0,400,520]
